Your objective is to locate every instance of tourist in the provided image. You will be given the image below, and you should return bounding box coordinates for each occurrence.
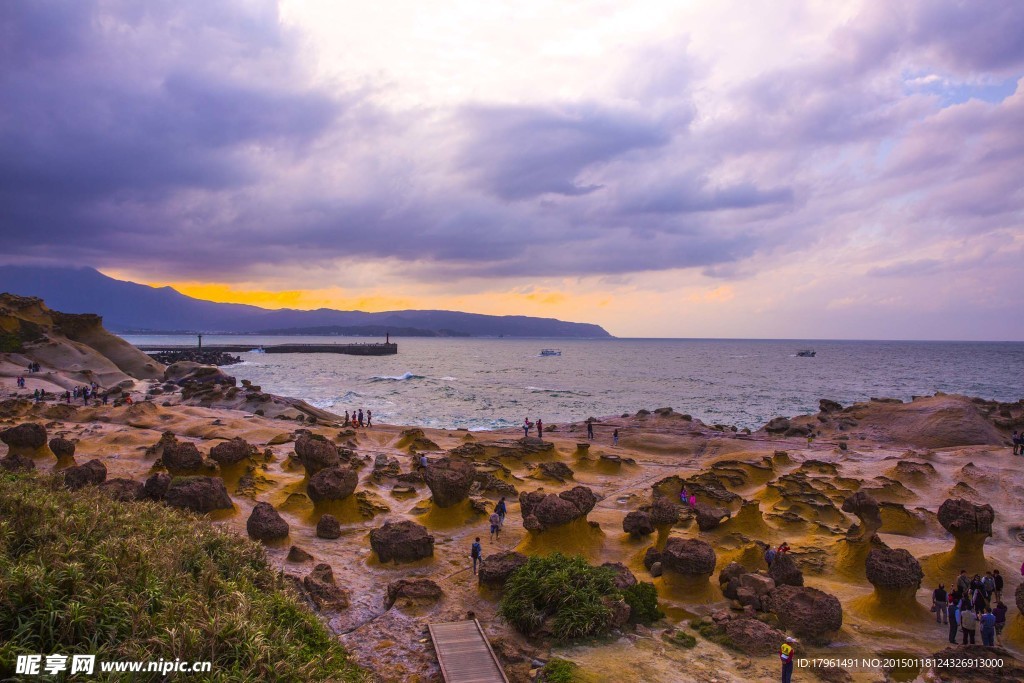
[489,511,502,540]
[613,428,619,446]
[418,454,428,470]
[537,419,543,439]
[993,569,1003,602]
[102,392,108,405]
[932,584,948,624]
[586,420,594,440]
[946,599,959,644]
[994,601,1007,646]
[366,409,372,427]
[779,636,796,683]
[688,493,697,508]
[956,569,970,595]
[980,607,996,646]
[470,537,482,574]
[495,497,507,524]
[523,418,530,438]
[960,605,977,644]
[679,487,688,505]
[982,571,996,604]
[65,390,71,404]
[764,545,778,567]
[971,584,986,614]
[344,411,350,426]
[1014,431,1021,455]
[358,409,364,427]
[777,541,791,556]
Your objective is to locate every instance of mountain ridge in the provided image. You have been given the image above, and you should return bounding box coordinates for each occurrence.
[0,266,613,338]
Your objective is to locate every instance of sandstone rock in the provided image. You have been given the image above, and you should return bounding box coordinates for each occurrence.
[768,553,804,587]
[763,585,842,645]
[142,472,171,501]
[537,461,574,482]
[938,498,994,554]
[842,491,882,541]
[660,537,716,576]
[602,562,639,590]
[643,547,662,571]
[307,466,358,503]
[316,514,342,539]
[603,595,632,628]
[165,476,233,513]
[647,497,680,526]
[100,477,143,501]
[519,486,599,532]
[162,439,203,472]
[63,459,107,490]
[145,432,177,459]
[303,563,349,611]
[386,578,443,608]
[739,572,776,597]
[865,547,923,590]
[719,562,748,599]
[371,453,401,480]
[559,486,599,515]
[0,422,46,450]
[209,437,256,466]
[370,520,434,563]
[247,501,289,541]
[479,550,529,587]
[650,562,663,578]
[694,501,731,531]
[623,510,655,536]
[422,458,475,507]
[0,453,34,471]
[287,545,314,562]
[764,417,791,433]
[819,399,843,413]
[723,618,787,656]
[294,434,339,475]
[48,437,75,459]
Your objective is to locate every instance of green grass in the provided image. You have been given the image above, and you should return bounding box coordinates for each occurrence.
[540,658,598,683]
[661,629,697,648]
[498,553,661,641]
[621,581,663,624]
[0,472,367,682]
[689,618,737,650]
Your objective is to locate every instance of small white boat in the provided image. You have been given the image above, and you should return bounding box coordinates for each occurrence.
[539,348,562,357]
[251,346,266,354]
[796,349,816,357]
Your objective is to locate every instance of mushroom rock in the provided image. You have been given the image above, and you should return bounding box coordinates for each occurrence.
[842,491,882,542]
[865,547,924,608]
[307,466,359,503]
[161,439,203,473]
[294,434,340,475]
[422,458,475,507]
[370,520,434,563]
[386,578,442,608]
[316,513,342,539]
[303,563,350,611]
[767,553,804,587]
[246,501,289,541]
[62,459,107,490]
[0,422,47,454]
[478,550,528,588]
[164,476,233,513]
[623,510,655,536]
[660,537,716,576]
[209,437,257,466]
[519,486,599,532]
[646,496,681,526]
[763,585,843,645]
[0,452,35,471]
[937,498,994,557]
[100,477,144,502]
[48,437,75,460]
[601,562,639,590]
[694,501,731,531]
[141,472,171,501]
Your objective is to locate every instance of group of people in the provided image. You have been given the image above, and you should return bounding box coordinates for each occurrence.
[25,362,41,373]
[763,542,791,567]
[522,418,543,439]
[583,419,619,445]
[343,409,372,428]
[64,384,103,405]
[933,568,1006,646]
[470,496,509,574]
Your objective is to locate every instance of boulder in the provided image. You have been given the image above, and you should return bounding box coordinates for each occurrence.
[603,596,632,628]
[294,434,339,475]
[537,461,574,482]
[162,439,203,472]
[643,547,663,571]
[520,486,599,532]
[647,497,680,526]
[0,422,47,451]
[386,578,443,608]
[316,514,342,539]
[623,510,655,536]
[764,417,791,433]
[209,437,256,466]
[718,562,748,599]
[865,547,923,591]
[0,453,35,472]
[660,537,716,576]
[63,459,107,490]
[307,466,358,503]
[100,478,144,501]
[370,520,434,563]
[722,618,788,657]
[246,501,289,541]
[141,472,171,501]
[768,553,804,587]
[164,476,233,513]
[819,399,843,413]
[739,572,776,598]
[694,502,731,531]
[422,458,475,507]
[48,437,75,459]
[938,498,994,555]
[287,546,314,563]
[302,563,349,611]
[479,550,529,588]
[763,585,843,645]
[842,491,882,541]
[601,562,638,590]
[559,485,599,515]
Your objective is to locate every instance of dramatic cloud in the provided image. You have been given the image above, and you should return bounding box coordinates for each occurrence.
[0,0,1022,338]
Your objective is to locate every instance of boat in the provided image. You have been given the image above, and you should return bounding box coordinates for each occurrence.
[251,346,266,354]
[539,348,562,357]
[796,349,816,357]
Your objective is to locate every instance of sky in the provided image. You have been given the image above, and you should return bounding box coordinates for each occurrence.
[1,1,1023,340]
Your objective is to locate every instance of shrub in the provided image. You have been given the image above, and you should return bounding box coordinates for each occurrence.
[622,581,663,624]
[0,472,366,682]
[540,658,598,683]
[689,618,737,650]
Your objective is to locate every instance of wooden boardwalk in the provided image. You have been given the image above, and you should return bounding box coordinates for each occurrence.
[428,620,509,683]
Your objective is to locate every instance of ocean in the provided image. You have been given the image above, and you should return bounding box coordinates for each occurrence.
[120,336,1024,431]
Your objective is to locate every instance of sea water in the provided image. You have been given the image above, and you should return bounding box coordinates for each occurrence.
[120,336,1024,431]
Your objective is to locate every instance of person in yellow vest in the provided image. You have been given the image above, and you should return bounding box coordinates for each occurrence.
[780,636,797,683]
